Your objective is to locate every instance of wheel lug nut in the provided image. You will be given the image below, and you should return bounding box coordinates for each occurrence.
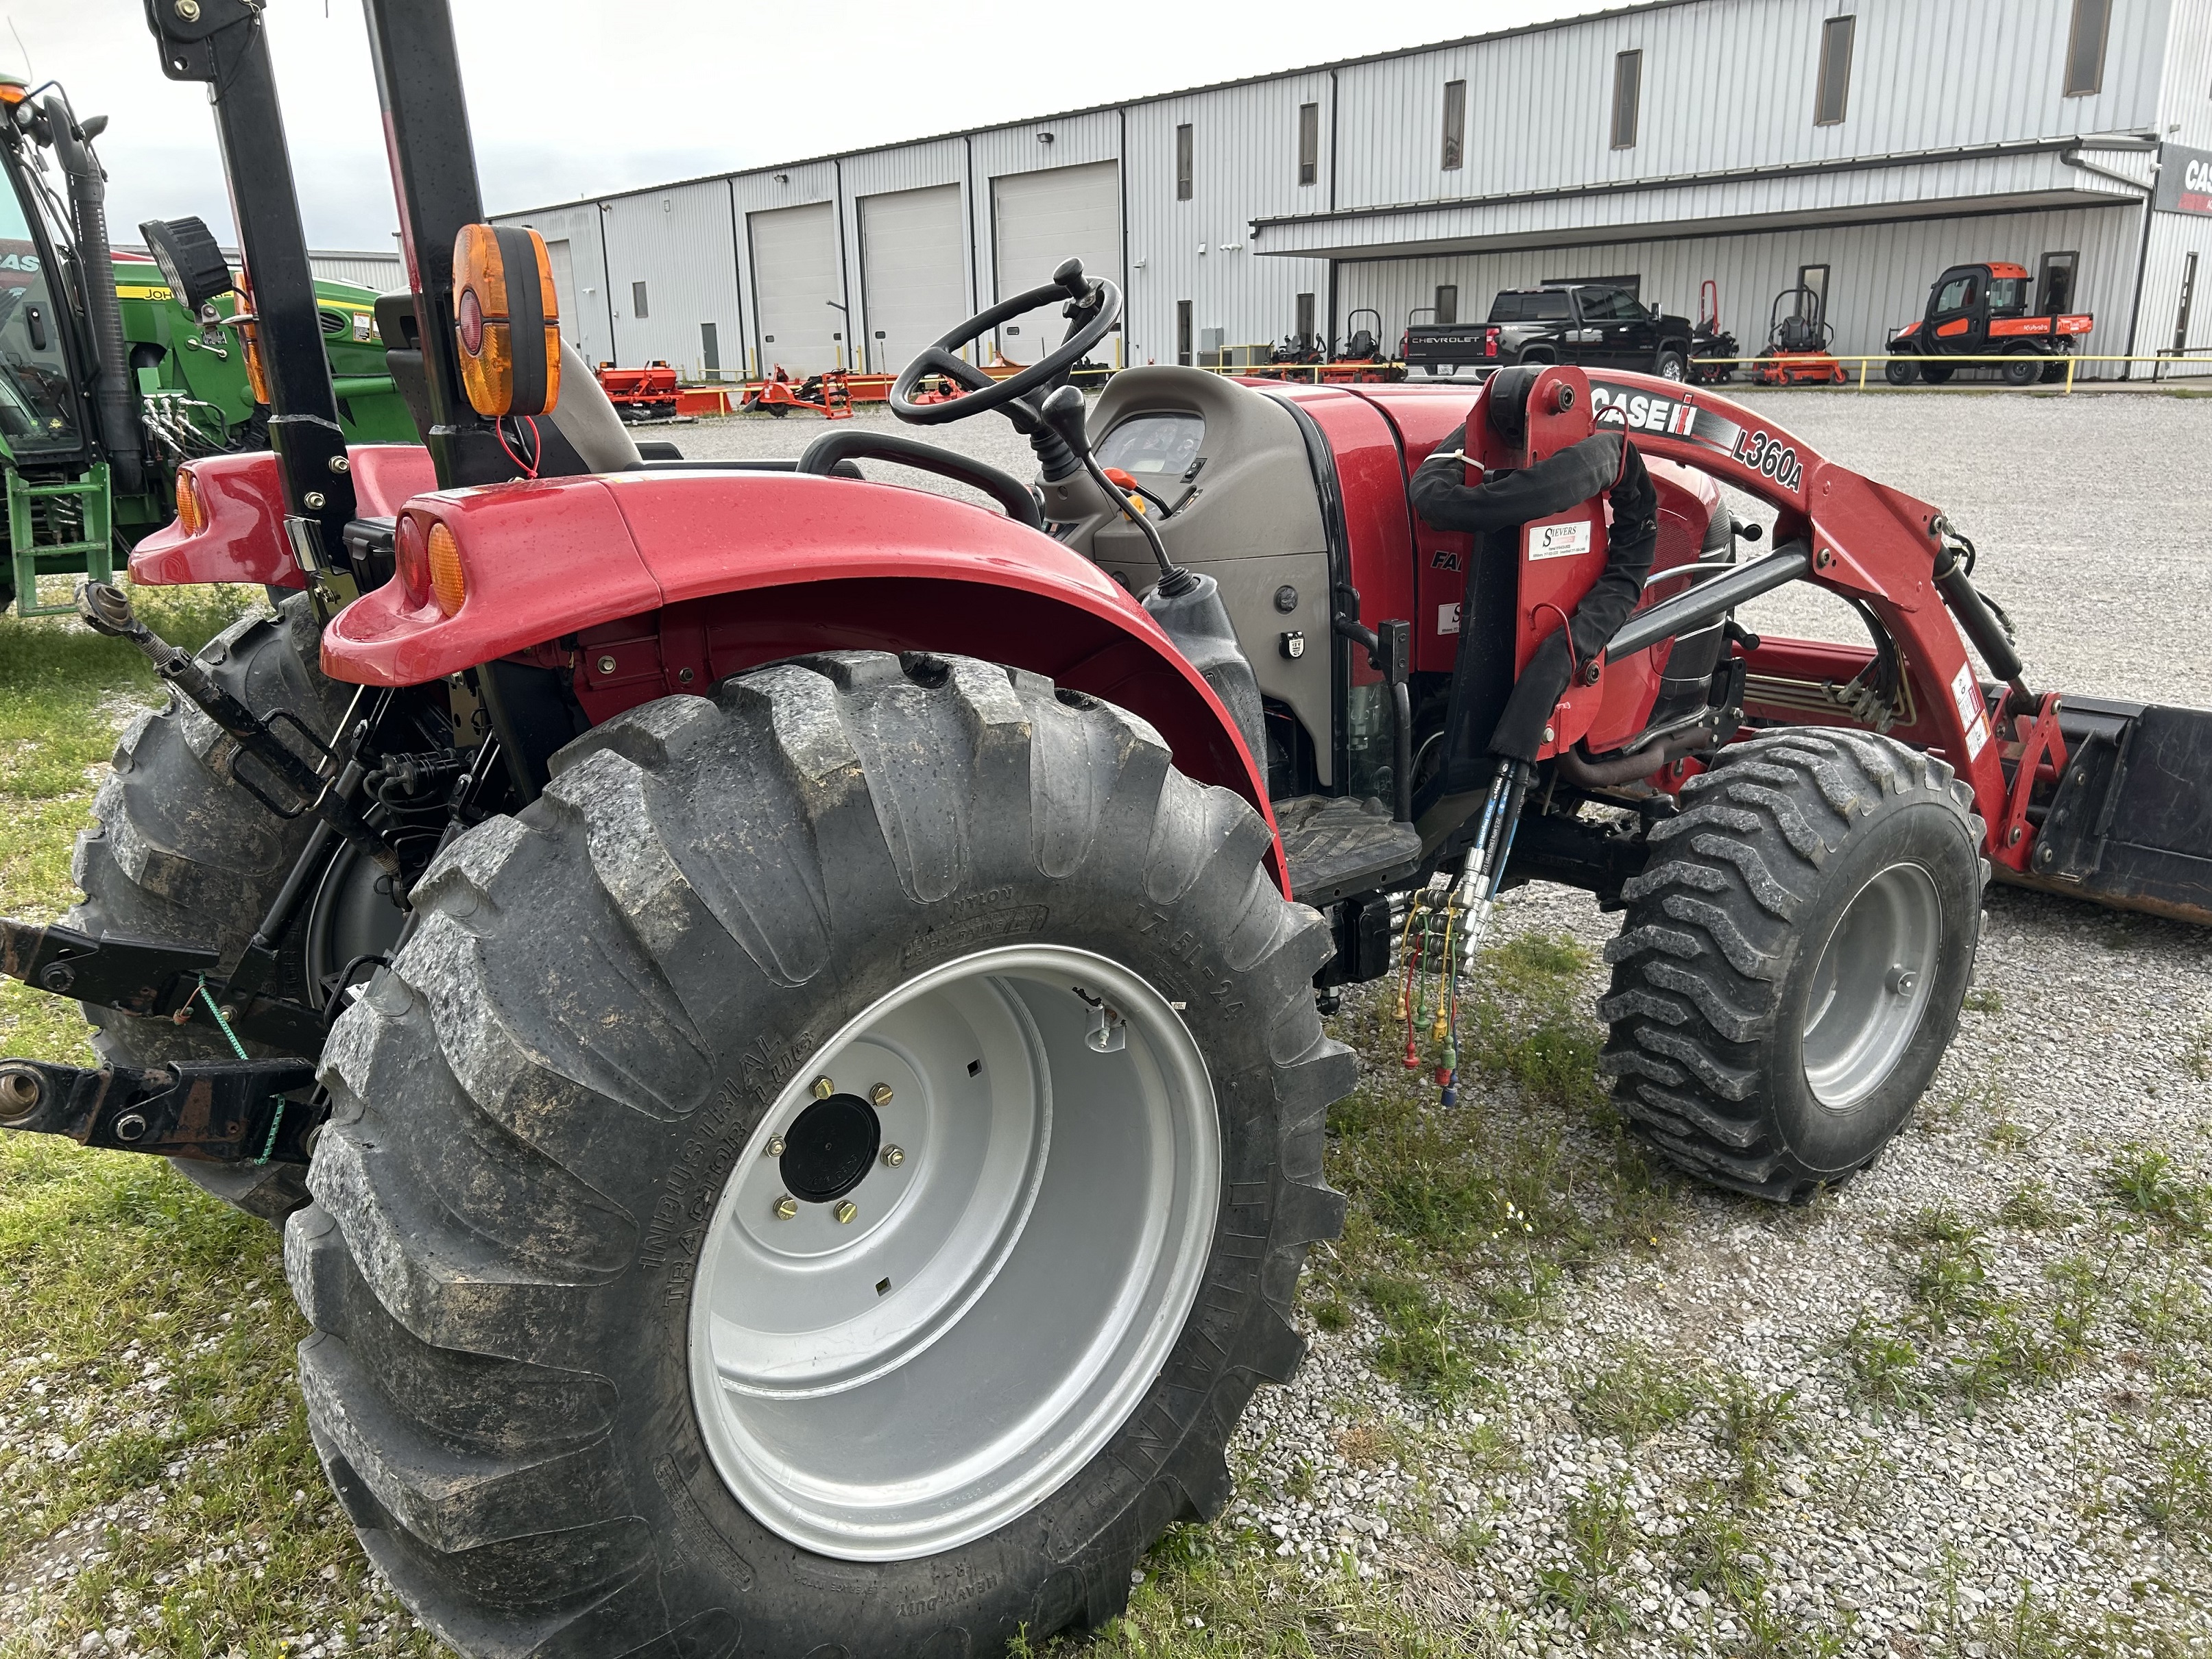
[834,1200,858,1225]
[772,1195,797,1220]
[881,1145,905,1167]
[765,1135,786,1158]
[812,1076,835,1100]
[869,1082,893,1106]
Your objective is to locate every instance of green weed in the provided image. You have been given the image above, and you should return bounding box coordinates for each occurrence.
[2106,1146,2211,1236]
[1840,1312,1927,1412]
[1570,1341,1698,1444]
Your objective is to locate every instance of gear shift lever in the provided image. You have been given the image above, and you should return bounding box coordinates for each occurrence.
[1040,384,1192,596]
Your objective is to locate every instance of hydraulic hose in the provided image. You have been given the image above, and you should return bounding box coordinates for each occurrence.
[46,95,145,498]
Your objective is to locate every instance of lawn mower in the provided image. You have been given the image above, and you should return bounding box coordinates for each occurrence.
[1751,285,1846,385]
[0,71,411,614]
[1885,261,2093,385]
[1,3,2207,1657]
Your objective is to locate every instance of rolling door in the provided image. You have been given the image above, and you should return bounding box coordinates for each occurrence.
[748,200,841,375]
[990,162,1120,365]
[860,184,967,376]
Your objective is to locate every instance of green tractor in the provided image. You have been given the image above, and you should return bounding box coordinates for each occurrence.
[1,73,413,614]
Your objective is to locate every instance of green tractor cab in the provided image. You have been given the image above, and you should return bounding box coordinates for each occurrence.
[0,72,413,614]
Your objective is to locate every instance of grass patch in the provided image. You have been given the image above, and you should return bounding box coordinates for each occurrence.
[1570,1341,1698,1444]
[1961,986,2004,1014]
[2105,1145,2210,1237]
[1840,1312,1928,1412]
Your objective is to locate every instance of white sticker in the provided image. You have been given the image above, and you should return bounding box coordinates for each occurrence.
[1439,602,1461,635]
[1949,662,1991,760]
[1527,520,1592,561]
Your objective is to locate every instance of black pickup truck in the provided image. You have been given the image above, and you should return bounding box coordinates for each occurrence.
[1404,282,1696,380]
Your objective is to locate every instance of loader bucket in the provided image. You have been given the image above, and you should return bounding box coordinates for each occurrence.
[2003,697,2212,925]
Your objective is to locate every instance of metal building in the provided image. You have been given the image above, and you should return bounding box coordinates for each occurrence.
[493,0,2212,382]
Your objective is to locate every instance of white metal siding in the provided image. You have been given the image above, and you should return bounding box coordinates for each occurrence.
[860,185,967,374]
[749,201,843,375]
[2137,206,2212,371]
[990,162,1122,364]
[308,252,405,292]
[603,182,740,374]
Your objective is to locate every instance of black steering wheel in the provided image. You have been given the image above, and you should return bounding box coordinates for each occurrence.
[890,258,1120,426]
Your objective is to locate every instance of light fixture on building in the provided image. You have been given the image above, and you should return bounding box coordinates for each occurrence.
[1197,242,1207,255]
[774,172,789,184]
[1037,130,1055,145]
[1133,259,1147,270]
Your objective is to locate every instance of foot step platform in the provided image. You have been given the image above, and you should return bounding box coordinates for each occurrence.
[1277,795,1423,908]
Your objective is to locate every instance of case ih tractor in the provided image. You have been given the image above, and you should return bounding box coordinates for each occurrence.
[0,4,2207,1655]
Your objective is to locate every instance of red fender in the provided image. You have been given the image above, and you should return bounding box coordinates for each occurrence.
[321,471,1285,889]
[128,445,437,589]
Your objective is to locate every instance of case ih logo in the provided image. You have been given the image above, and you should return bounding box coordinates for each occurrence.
[1589,384,1697,435]
[2155,143,2212,217]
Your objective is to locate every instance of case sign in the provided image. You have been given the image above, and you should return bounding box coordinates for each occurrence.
[2155,143,2212,217]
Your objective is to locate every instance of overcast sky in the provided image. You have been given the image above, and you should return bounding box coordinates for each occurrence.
[9,0,1615,252]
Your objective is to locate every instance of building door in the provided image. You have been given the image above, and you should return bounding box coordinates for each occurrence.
[1295,291,1315,350]
[860,184,966,374]
[2037,251,2078,316]
[700,322,720,379]
[990,160,1121,366]
[542,238,579,351]
[748,200,841,375]
[2176,253,2199,356]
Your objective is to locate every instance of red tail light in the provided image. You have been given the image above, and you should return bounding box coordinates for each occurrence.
[394,511,431,607]
[1484,328,1499,358]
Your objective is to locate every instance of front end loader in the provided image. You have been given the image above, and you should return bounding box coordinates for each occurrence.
[0,2,2204,1654]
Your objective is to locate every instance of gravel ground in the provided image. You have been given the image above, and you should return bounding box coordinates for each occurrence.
[669,388,2212,1655]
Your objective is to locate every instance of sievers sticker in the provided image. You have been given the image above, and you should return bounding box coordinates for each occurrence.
[1438,602,1462,635]
[1949,661,1991,760]
[1526,520,1592,561]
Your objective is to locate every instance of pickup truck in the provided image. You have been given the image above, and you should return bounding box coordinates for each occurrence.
[1404,283,1696,380]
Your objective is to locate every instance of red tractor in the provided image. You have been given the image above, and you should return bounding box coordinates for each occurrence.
[2,5,2207,1656]
[1884,261,2094,385]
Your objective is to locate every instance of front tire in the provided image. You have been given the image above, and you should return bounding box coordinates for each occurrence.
[1598,729,1985,1202]
[287,652,1350,1656]
[1884,356,1919,386]
[1655,348,1687,382]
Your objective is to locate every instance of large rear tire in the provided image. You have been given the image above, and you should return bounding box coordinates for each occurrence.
[67,594,353,1220]
[286,651,1350,1656]
[1599,729,1985,1202]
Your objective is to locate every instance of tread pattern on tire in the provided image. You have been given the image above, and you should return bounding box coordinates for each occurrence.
[67,595,350,1220]
[1597,727,1986,1202]
[288,652,1351,1658]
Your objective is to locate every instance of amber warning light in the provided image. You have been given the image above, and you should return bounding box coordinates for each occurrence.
[452,224,562,418]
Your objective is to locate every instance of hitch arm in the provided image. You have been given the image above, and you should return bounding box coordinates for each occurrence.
[0,919,326,1056]
[0,1056,323,1165]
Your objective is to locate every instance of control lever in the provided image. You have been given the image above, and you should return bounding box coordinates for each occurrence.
[1039,385,1194,597]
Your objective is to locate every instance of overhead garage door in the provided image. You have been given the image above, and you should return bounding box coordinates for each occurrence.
[749,200,841,375]
[991,161,1120,366]
[861,185,967,376]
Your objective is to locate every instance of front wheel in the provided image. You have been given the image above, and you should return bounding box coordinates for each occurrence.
[1655,348,1688,382]
[1884,356,1919,386]
[287,652,1350,1656]
[1599,729,1985,1202]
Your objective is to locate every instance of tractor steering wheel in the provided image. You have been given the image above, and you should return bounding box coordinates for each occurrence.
[889,258,1119,426]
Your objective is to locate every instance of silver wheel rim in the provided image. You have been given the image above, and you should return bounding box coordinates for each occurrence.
[687,944,1221,1562]
[1801,862,1940,1109]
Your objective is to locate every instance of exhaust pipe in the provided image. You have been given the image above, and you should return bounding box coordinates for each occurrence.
[46,95,145,498]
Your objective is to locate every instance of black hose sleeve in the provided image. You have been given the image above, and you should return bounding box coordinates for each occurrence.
[1487,440,1661,762]
[1409,431,1624,535]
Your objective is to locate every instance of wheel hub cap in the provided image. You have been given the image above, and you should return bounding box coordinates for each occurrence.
[1801,861,1941,1109]
[687,944,1220,1561]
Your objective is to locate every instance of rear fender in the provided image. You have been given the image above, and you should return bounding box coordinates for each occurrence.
[128,444,437,588]
[320,470,1284,888]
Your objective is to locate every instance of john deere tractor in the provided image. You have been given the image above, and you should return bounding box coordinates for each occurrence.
[0,71,411,614]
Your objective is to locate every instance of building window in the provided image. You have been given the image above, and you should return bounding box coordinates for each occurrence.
[1176,123,1193,200]
[631,280,649,319]
[1295,291,1316,347]
[2065,0,2110,95]
[1796,265,1830,328]
[1177,299,1193,365]
[1298,102,1319,186]
[1441,80,1466,170]
[1815,15,1855,124]
[1435,284,1458,326]
[700,320,719,376]
[2176,253,2198,353]
[1611,51,1642,149]
[2038,250,2078,315]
